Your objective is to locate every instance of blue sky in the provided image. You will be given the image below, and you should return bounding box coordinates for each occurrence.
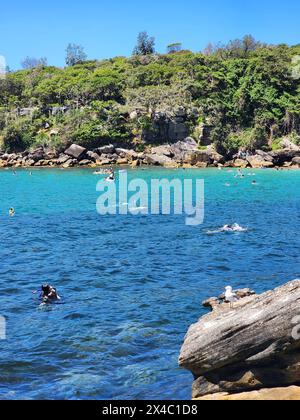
[1,0,299,69]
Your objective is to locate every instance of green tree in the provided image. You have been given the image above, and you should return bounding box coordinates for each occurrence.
[0,40,299,153]
[21,57,48,70]
[167,43,182,54]
[66,44,87,66]
[133,32,155,56]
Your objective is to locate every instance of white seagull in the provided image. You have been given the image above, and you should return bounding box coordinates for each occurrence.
[225,286,239,308]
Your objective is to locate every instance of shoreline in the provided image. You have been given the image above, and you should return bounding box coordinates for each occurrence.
[1,140,300,171]
[1,163,300,171]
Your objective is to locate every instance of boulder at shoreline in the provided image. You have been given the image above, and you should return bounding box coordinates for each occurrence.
[65,144,87,160]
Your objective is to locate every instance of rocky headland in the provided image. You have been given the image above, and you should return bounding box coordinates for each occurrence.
[1,137,300,170]
[179,280,300,400]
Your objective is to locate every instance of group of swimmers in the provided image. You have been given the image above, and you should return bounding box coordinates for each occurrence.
[226,169,258,186]
[9,167,115,219]
[94,168,115,182]
[13,170,32,176]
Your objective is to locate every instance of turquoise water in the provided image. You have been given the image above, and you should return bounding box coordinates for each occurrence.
[0,167,299,400]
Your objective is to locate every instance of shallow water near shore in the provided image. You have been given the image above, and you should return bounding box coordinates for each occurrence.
[0,167,299,400]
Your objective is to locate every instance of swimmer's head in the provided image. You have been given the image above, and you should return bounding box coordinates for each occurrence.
[42,284,51,295]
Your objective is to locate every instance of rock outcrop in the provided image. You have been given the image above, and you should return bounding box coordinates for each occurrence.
[233,159,249,168]
[171,137,199,162]
[229,148,300,169]
[280,138,300,151]
[145,154,176,167]
[246,154,274,168]
[1,139,300,170]
[196,386,300,401]
[292,157,300,166]
[198,123,214,146]
[270,149,300,166]
[151,145,174,158]
[65,144,87,160]
[143,108,190,143]
[96,145,115,155]
[179,280,300,400]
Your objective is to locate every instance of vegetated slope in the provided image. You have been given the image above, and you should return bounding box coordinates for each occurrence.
[0,43,299,157]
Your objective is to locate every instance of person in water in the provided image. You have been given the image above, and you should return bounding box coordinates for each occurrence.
[221,223,246,232]
[236,170,244,178]
[9,208,15,217]
[106,168,115,182]
[41,284,61,303]
[222,224,234,231]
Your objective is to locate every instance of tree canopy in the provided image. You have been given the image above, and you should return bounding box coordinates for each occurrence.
[0,37,299,154]
[133,32,156,56]
[21,56,48,70]
[65,43,87,66]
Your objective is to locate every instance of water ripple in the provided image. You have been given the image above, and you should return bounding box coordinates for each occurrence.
[0,168,299,399]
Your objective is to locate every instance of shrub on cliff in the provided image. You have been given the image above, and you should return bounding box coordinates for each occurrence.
[220,130,252,155]
[2,121,33,152]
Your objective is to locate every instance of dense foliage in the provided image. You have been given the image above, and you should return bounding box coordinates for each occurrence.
[0,39,299,154]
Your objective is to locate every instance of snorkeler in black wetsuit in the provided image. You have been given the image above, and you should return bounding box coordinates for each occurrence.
[41,285,61,304]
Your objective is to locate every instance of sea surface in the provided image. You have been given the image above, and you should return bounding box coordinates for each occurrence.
[0,167,299,400]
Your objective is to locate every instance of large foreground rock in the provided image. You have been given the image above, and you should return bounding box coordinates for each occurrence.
[179,280,300,398]
[196,386,300,401]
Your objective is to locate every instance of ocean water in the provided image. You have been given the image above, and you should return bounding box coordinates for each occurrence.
[0,167,299,400]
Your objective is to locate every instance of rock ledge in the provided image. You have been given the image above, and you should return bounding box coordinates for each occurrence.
[179,280,300,399]
[195,386,300,400]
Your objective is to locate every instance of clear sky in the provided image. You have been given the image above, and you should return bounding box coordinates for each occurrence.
[1,0,299,70]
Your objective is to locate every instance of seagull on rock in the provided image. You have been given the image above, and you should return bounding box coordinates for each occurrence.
[225,286,239,308]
